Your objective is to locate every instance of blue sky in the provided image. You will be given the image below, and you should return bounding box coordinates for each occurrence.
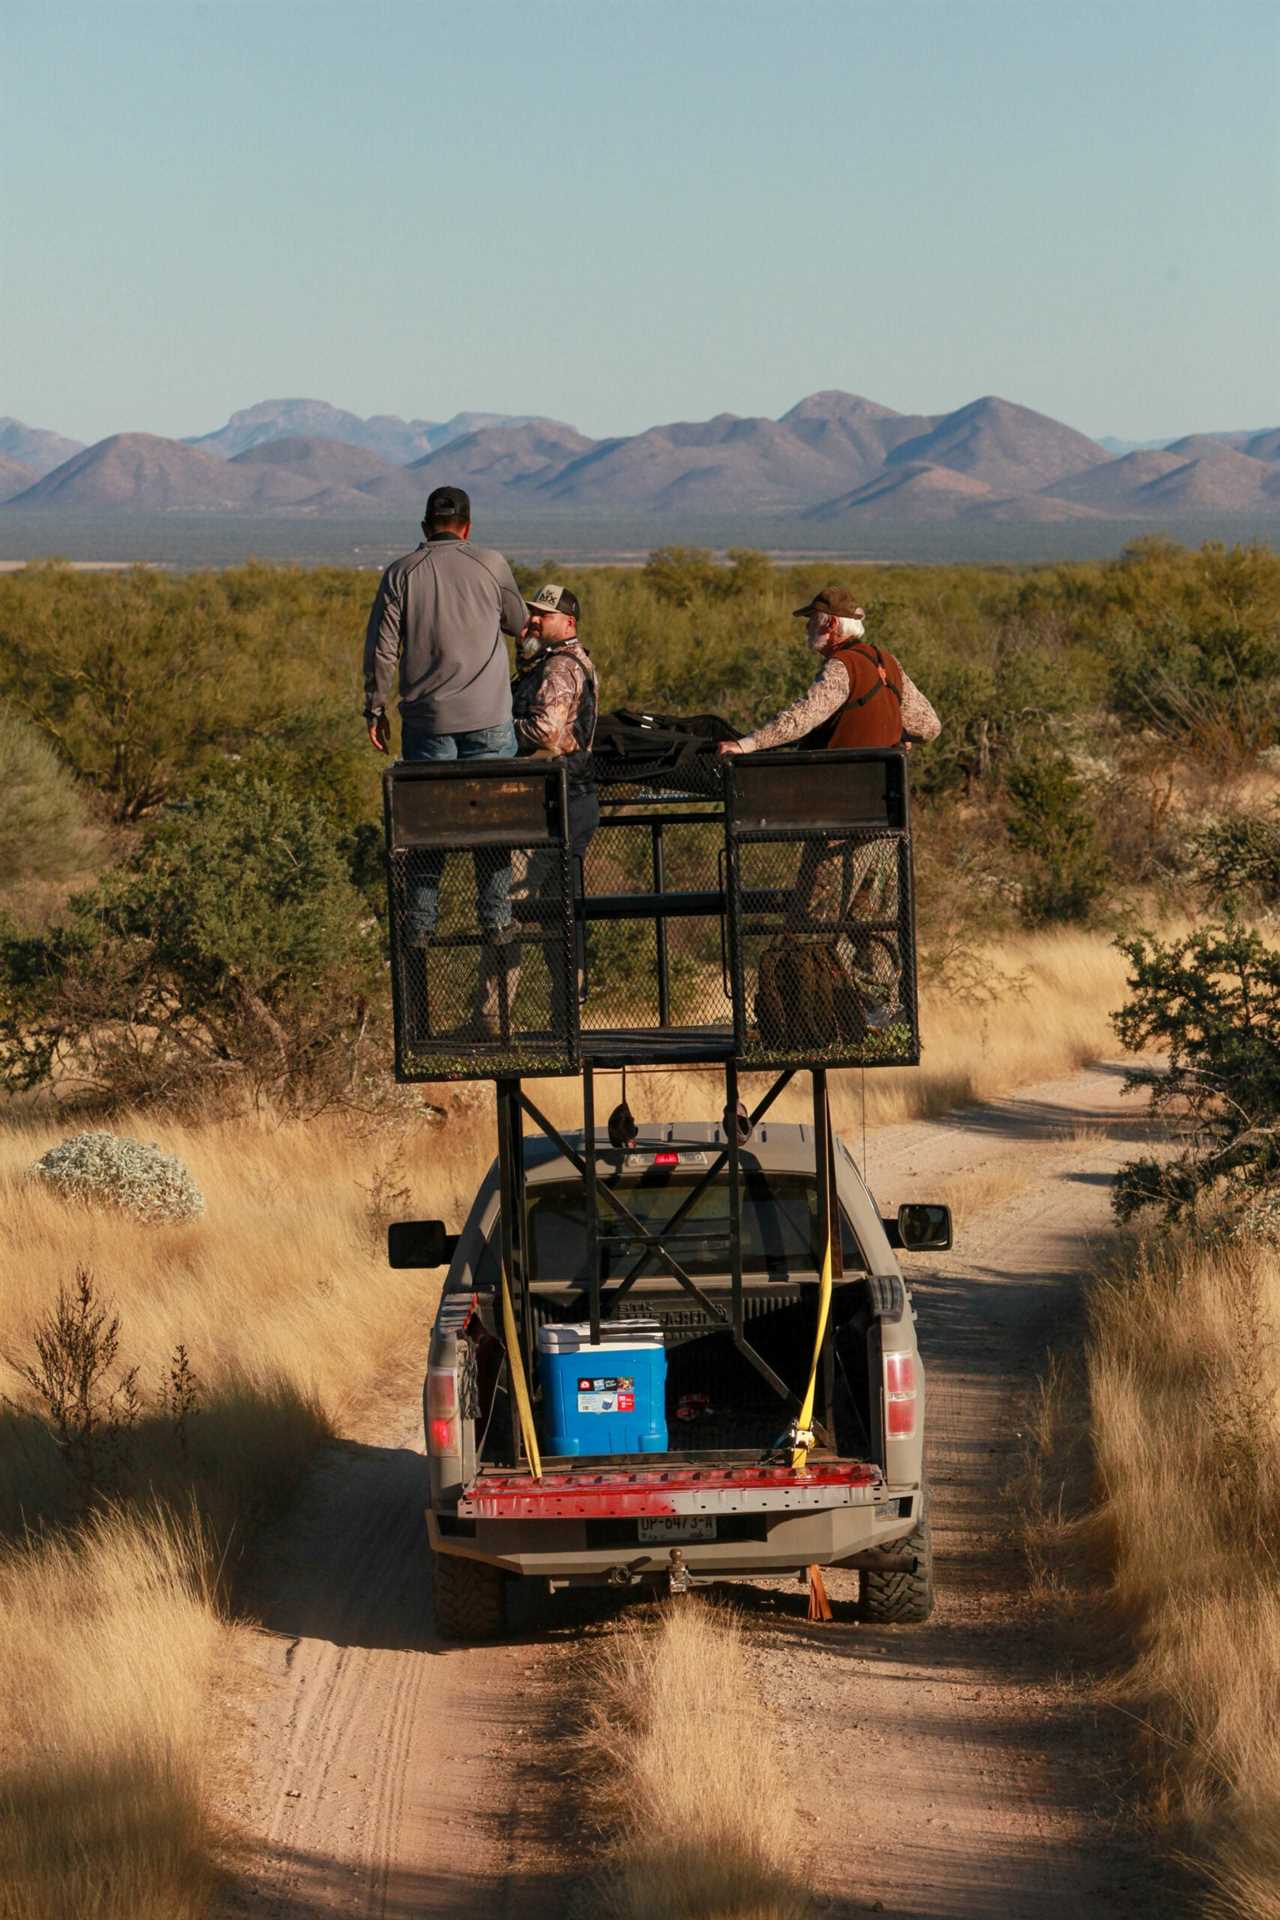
[5,0,1278,445]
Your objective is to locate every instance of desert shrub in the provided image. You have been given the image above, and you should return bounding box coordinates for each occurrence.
[1005,750,1111,925]
[6,1268,143,1515]
[1021,539,1280,770]
[0,704,95,888]
[1113,923,1280,1219]
[903,638,1092,801]
[1189,802,1280,916]
[642,546,721,607]
[30,1133,204,1223]
[0,563,376,822]
[1090,752,1182,889]
[0,774,384,1108]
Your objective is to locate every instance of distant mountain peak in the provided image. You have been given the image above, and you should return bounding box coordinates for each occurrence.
[6,393,1277,528]
[186,399,578,467]
[0,416,86,479]
[781,390,900,423]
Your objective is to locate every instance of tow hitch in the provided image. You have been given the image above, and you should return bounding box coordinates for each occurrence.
[667,1547,691,1595]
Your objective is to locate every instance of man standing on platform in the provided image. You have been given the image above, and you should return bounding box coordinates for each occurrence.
[363,484,527,1034]
[511,582,599,1023]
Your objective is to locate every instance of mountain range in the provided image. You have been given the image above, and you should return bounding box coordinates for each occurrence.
[3,393,1278,527]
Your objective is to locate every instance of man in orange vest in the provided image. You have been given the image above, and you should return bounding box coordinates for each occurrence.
[718,587,940,1027]
[716,586,939,759]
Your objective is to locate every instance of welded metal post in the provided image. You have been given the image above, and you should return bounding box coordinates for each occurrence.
[725,1055,743,1341]
[651,821,671,1026]
[582,1064,602,1342]
[812,1068,833,1445]
[824,1099,842,1441]
[494,1075,524,1468]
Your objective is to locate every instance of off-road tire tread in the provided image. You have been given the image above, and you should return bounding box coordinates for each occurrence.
[859,1507,934,1624]
[432,1549,507,1641]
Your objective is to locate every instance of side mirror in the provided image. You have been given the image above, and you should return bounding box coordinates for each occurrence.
[883,1203,952,1251]
[388,1219,458,1269]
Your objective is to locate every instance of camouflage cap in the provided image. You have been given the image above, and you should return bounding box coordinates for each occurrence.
[792,586,866,620]
[524,582,581,621]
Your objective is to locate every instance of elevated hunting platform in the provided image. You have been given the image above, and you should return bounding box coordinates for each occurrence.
[383,746,920,1083]
[383,745,932,1466]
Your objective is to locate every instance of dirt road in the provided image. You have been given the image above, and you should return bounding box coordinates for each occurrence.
[217,1060,1177,1919]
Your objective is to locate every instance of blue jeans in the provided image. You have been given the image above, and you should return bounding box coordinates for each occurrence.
[401,719,518,941]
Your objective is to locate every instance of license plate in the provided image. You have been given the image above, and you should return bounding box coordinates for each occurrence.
[637,1516,717,1543]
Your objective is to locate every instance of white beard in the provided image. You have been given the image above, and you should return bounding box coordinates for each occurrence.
[808,616,864,653]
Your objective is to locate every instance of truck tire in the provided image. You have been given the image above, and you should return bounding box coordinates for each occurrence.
[431,1549,508,1642]
[859,1506,934,1624]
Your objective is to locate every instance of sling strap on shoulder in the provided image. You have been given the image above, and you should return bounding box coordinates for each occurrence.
[843,641,902,711]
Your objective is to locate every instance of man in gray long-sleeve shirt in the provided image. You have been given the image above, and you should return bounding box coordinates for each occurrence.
[364,486,526,1033]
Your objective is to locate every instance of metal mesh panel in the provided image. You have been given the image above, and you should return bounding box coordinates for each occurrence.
[580,810,734,1052]
[384,762,578,1081]
[726,752,919,1070]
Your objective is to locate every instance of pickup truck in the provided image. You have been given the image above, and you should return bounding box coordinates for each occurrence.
[411,1118,948,1640]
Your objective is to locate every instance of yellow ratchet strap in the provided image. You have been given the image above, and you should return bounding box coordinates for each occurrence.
[791,1226,833,1471]
[500,1259,542,1479]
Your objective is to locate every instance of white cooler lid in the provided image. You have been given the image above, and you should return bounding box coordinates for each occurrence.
[537,1319,664,1353]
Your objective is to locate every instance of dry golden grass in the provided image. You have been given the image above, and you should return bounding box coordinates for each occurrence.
[583,1603,812,1920]
[1033,1229,1280,1918]
[0,918,1133,1920]
[0,1505,221,1920]
[0,1106,456,1920]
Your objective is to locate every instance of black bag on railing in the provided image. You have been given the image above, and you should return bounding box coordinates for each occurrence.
[591,707,738,793]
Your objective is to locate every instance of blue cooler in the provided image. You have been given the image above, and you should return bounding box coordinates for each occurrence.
[538,1320,668,1456]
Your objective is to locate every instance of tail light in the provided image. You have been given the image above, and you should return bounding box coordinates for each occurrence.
[427,1369,460,1456]
[653,1151,679,1167]
[883,1349,917,1439]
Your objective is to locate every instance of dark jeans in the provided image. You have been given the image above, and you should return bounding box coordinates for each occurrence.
[401,718,518,941]
[512,785,598,1016]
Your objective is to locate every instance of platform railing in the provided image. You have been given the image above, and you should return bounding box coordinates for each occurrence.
[383,747,919,1083]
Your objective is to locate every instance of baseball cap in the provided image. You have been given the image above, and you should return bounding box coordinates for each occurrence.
[524,582,581,621]
[424,484,471,525]
[793,586,865,619]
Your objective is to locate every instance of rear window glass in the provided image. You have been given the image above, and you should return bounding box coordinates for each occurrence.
[474,1172,862,1287]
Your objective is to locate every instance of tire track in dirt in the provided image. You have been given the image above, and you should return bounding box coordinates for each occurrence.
[737,1060,1185,1919]
[216,1061,1181,1919]
[215,1365,585,1918]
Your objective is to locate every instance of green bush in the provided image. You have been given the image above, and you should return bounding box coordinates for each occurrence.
[0,703,95,887]
[643,547,722,608]
[1005,749,1111,925]
[1189,803,1280,916]
[0,775,384,1107]
[1113,924,1280,1219]
[0,563,378,823]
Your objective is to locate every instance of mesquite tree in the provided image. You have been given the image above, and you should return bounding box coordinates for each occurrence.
[1113,924,1280,1219]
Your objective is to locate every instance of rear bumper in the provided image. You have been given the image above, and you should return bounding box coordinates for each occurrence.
[428,1461,920,1580]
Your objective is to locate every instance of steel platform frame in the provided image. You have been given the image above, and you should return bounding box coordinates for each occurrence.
[492,1056,845,1471]
[384,748,915,1468]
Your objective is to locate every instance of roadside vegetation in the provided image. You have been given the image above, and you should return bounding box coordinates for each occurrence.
[582,1603,810,1920]
[1027,829,1280,1919]
[0,538,1276,1916]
